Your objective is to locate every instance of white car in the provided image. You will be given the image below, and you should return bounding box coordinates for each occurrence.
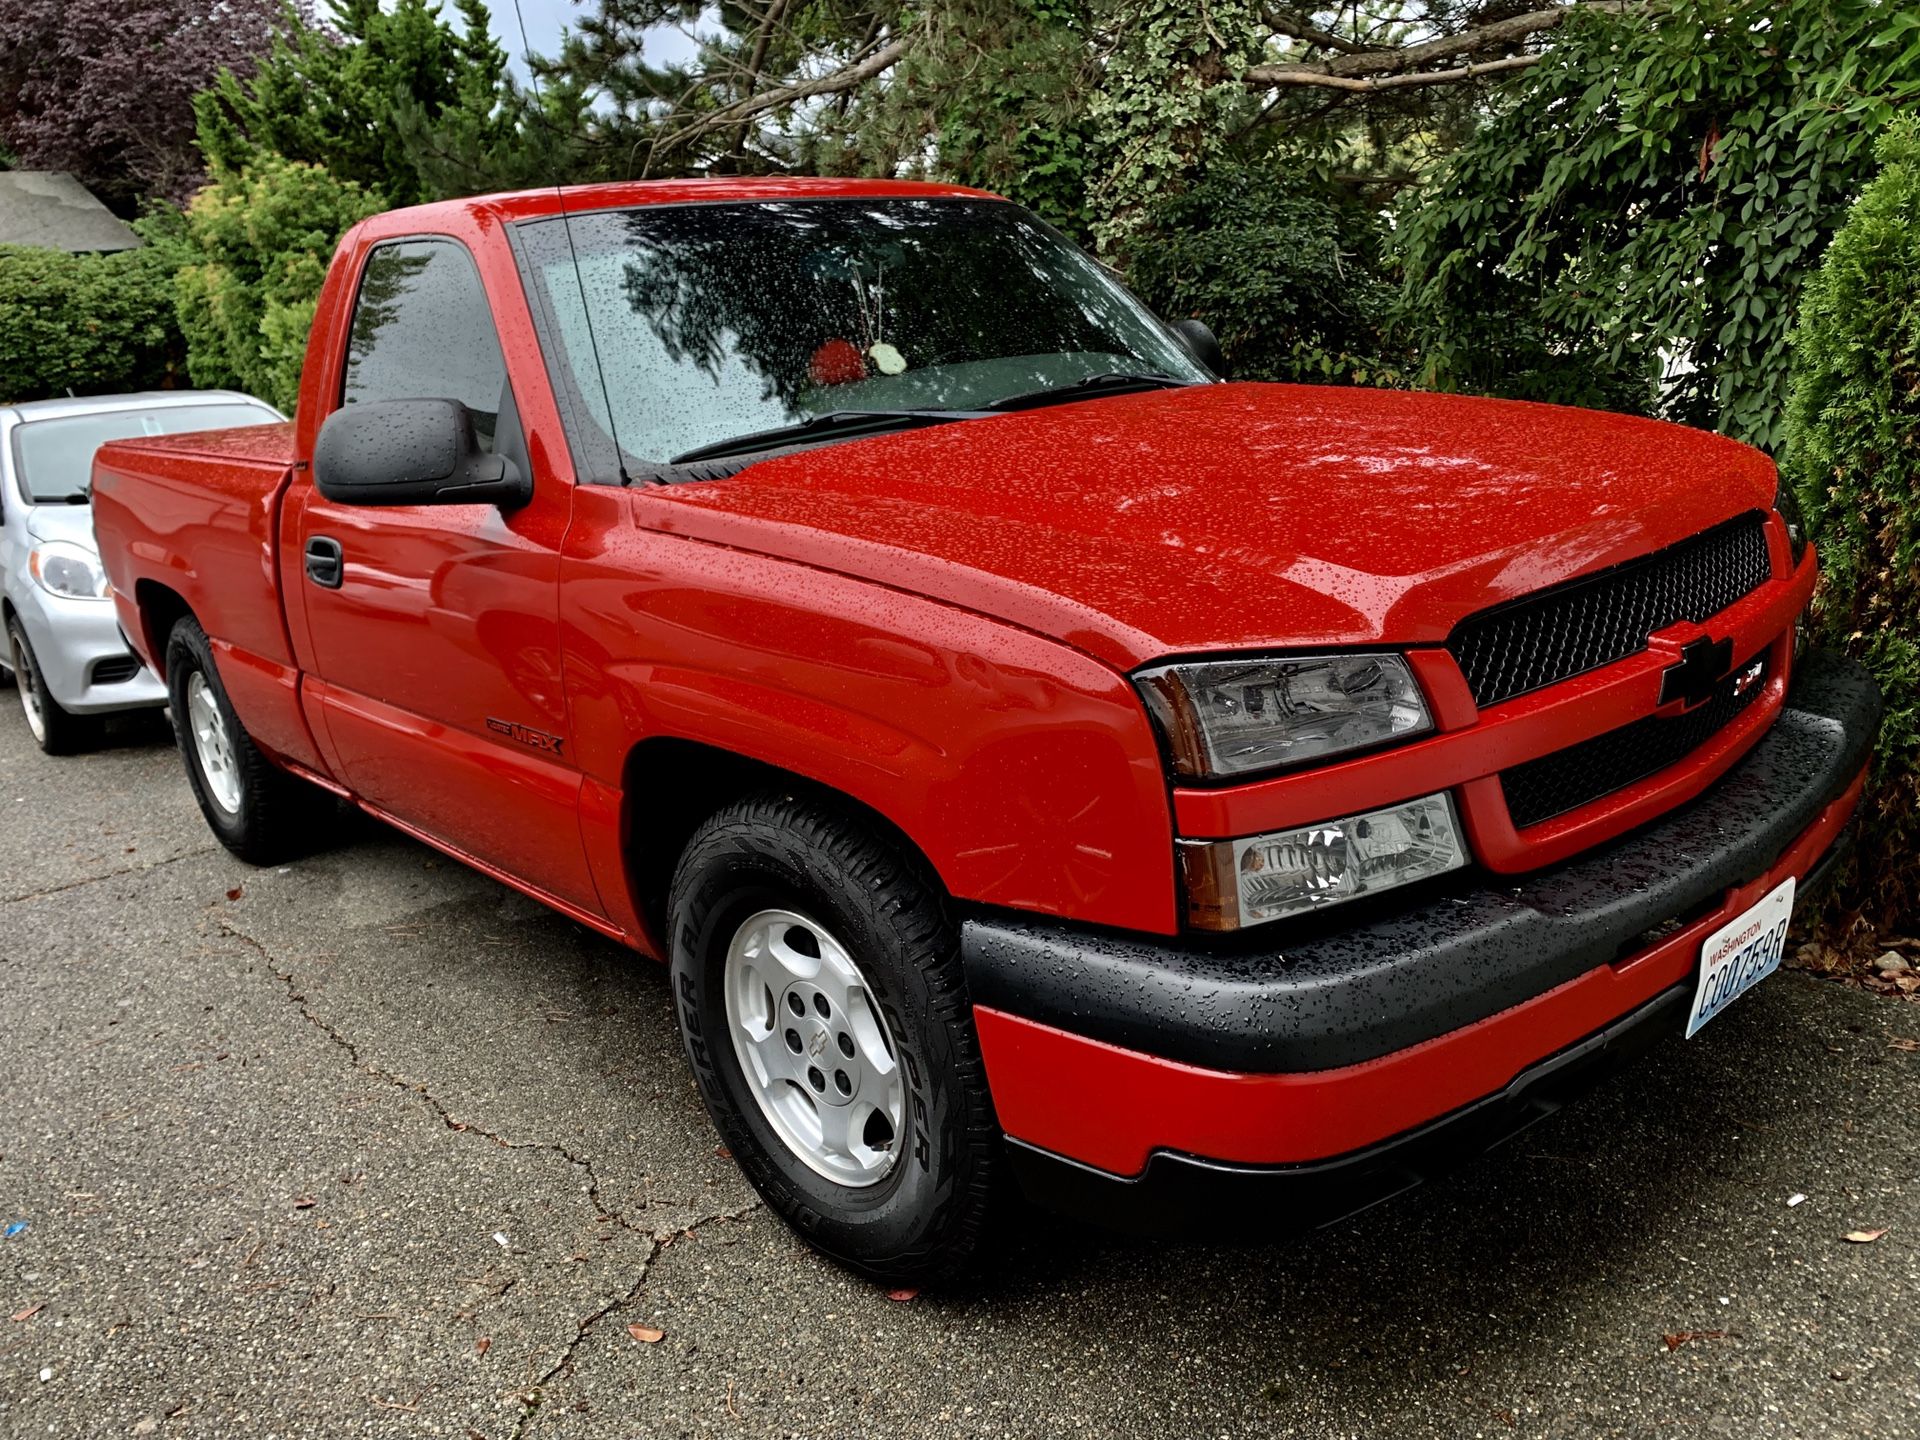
[0,391,284,753]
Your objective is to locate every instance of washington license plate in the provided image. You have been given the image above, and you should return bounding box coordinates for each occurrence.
[1686,877,1796,1038]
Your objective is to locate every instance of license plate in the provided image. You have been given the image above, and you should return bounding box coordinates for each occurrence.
[1686,877,1795,1038]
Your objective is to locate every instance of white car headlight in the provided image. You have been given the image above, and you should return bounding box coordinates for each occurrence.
[1179,792,1468,930]
[29,540,112,601]
[1137,652,1431,779]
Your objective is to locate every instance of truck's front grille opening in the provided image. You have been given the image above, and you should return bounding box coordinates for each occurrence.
[1449,513,1773,708]
[90,656,143,686]
[1500,655,1770,829]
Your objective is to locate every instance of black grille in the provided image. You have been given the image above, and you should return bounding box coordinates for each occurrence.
[1500,656,1768,829]
[91,656,142,685]
[1450,513,1773,708]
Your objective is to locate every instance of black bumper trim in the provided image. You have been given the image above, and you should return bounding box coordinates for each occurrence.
[962,651,1880,1074]
[1007,980,1696,1235]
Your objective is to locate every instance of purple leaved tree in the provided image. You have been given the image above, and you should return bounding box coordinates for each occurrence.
[0,0,296,210]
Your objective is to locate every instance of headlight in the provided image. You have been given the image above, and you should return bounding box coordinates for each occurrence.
[1178,792,1468,931]
[29,541,111,601]
[1137,653,1431,779]
[1773,479,1809,566]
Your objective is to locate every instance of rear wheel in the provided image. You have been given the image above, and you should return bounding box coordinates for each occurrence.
[8,620,100,755]
[669,793,1000,1284]
[165,616,328,863]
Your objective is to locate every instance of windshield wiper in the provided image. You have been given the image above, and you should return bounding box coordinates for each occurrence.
[984,371,1197,413]
[669,409,980,466]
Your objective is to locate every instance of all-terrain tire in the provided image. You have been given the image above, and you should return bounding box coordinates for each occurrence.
[669,791,1000,1284]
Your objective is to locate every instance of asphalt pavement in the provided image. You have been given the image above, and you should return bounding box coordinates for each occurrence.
[1,703,1917,1439]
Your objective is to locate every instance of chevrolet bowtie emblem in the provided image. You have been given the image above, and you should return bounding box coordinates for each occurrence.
[1658,636,1735,709]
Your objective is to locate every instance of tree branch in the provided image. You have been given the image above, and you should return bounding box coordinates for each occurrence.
[646,31,913,168]
[1249,49,1546,91]
[1245,2,1635,89]
[1261,5,1374,55]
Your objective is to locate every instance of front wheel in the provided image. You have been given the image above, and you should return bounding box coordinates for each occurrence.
[165,616,328,864]
[669,793,1000,1284]
[8,620,100,755]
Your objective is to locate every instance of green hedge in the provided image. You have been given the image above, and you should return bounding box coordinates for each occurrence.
[0,244,180,403]
[171,156,382,414]
[1128,164,1406,386]
[1785,117,1920,940]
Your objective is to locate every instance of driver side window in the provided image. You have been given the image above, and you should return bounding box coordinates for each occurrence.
[341,239,509,451]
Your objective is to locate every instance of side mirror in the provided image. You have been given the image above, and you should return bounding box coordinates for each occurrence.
[313,399,530,508]
[1171,318,1228,379]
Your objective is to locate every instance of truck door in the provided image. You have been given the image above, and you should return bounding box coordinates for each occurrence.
[286,236,601,915]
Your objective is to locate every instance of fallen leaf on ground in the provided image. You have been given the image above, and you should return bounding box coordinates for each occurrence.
[627,1323,665,1344]
[714,1146,732,1160]
[474,1337,491,1356]
[1663,1330,1732,1351]
[11,1303,43,1322]
[225,887,243,902]
[1843,1228,1888,1243]
[886,1288,919,1303]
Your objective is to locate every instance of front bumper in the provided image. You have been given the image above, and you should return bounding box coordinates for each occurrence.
[8,586,166,714]
[963,650,1879,1226]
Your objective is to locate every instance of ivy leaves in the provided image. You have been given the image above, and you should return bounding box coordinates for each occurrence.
[1396,0,1920,450]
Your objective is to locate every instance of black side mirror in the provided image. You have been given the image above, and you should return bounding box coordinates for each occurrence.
[1171,318,1228,379]
[313,399,530,508]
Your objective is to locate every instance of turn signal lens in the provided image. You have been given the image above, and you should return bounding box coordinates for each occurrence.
[1138,653,1430,779]
[1178,792,1467,931]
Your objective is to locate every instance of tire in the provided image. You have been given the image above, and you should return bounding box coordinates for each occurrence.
[165,616,326,864]
[669,792,1000,1284]
[8,619,100,755]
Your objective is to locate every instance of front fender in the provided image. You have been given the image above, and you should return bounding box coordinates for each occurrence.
[560,489,1177,938]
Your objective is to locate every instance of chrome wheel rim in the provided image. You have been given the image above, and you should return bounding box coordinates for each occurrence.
[723,908,905,1188]
[186,672,242,815]
[12,633,45,744]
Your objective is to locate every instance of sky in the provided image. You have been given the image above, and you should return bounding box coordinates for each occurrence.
[478,0,708,79]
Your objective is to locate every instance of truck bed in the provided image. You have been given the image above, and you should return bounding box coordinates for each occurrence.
[91,422,324,771]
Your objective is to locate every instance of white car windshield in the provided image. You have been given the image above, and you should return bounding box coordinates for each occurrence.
[12,403,280,504]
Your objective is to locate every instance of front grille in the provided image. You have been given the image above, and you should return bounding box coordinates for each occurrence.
[91,656,142,685]
[1500,656,1768,828]
[1450,513,1773,708]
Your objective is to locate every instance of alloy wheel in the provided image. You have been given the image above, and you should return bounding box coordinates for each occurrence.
[722,907,906,1187]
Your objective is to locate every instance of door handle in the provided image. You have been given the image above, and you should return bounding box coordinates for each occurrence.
[305,536,344,589]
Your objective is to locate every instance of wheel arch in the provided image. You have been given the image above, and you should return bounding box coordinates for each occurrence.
[130,579,193,682]
[618,735,941,953]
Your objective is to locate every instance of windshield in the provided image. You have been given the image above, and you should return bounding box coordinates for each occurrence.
[513,198,1209,472]
[12,403,281,503]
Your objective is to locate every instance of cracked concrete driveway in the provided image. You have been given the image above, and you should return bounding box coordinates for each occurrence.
[2,712,1918,1440]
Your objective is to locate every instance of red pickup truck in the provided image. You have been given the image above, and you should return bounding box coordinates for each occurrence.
[91,177,1879,1281]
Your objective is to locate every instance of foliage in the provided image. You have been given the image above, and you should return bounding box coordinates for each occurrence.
[815,0,1100,238]
[169,157,383,412]
[1784,118,1920,936]
[543,1,1597,244]
[195,0,590,206]
[0,0,289,209]
[1128,163,1406,385]
[1082,0,1264,258]
[0,246,182,403]
[1396,0,1920,450]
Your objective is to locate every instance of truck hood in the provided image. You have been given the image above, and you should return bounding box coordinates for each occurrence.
[633,383,1778,670]
[24,504,101,549]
